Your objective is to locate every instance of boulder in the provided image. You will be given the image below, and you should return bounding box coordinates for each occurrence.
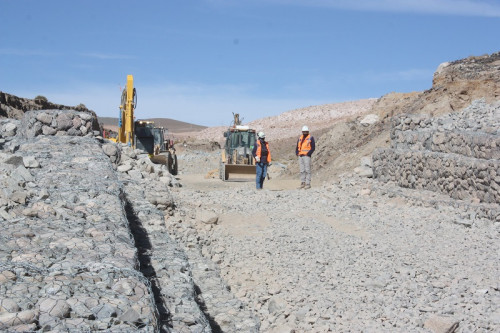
[56,114,73,131]
[424,315,459,333]
[360,114,379,126]
[35,113,53,125]
[1,122,17,137]
[23,156,40,168]
[354,165,373,178]
[196,210,219,225]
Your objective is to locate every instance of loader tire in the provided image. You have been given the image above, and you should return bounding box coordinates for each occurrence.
[171,154,178,175]
[168,152,178,175]
[219,161,225,181]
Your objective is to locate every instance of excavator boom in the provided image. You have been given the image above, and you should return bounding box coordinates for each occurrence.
[117,75,136,146]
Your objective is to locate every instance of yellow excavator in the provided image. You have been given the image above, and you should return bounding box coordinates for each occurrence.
[112,75,178,175]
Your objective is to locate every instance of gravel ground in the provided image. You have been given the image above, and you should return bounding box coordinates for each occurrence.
[168,149,499,332]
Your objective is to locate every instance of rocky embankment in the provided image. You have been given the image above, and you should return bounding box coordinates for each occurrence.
[373,99,500,216]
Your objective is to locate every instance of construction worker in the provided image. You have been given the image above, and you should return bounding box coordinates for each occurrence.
[296,125,315,189]
[252,131,271,190]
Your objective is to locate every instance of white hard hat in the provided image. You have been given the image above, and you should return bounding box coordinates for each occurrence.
[258,131,265,138]
[302,125,309,132]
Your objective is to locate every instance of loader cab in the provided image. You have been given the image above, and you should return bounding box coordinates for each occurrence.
[134,120,155,154]
[225,128,256,150]
[220,125,257,181]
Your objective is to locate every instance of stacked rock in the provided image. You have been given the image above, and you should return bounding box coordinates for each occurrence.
[19,110,101,138]
[373,99,500,219]
[0,136,157,331]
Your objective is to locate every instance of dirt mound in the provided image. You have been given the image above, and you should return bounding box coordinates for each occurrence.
[99,116,207,135]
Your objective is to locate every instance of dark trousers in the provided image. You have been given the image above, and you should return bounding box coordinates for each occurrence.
[255,162,268,189]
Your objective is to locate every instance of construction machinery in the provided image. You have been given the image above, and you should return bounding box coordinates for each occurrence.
[135,120,178,175]
[113,75,178,175]
[219,113,256,181]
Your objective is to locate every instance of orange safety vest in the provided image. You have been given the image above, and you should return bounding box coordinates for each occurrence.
[297,134,312,156]
[255,140,271,163]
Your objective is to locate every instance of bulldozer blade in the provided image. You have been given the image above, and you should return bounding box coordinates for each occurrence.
[223,164,256,181]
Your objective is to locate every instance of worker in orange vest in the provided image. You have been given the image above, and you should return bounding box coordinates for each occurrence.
[296,126,315,189]
[252,131,271,190]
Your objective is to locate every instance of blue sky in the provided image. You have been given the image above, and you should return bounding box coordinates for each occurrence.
[1,0,499,126]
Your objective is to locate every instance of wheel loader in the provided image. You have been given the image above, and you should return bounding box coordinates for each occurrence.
[135,120,178,175]
[220,122,256,181]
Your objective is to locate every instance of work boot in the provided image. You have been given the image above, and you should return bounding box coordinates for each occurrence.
[304,184,311,189]
[298,182,305,189]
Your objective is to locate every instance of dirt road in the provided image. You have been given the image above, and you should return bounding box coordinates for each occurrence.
[167,150,499,332]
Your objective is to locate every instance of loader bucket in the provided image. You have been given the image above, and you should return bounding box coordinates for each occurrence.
[150,155,167,165]
[223,164,256,181]
[150,153,178,175]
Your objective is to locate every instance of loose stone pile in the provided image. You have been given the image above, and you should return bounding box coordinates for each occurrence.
[115,146,211,332]
[18,110,101,138]
[373,100,500,213]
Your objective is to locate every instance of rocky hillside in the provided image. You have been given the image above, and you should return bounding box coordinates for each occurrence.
[285,52,500,180]
[189,52,500,180]
[0,92,96,120]
[372,52,500,119]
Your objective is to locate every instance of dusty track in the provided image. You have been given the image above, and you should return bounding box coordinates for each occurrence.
[167,148,499,332]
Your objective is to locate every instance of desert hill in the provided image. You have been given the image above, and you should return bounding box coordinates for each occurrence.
[99,116,206,134]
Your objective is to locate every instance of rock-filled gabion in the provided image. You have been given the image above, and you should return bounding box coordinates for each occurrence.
[373,100,500,209]
[115,145,212,332]
[1,110,224,332]
[0,136,158,331]
[18,110,101,138]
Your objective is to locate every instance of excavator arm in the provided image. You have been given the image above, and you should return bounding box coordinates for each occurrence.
[117,75,136,146]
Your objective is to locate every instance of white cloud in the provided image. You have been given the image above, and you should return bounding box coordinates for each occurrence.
[242,0,500,17]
